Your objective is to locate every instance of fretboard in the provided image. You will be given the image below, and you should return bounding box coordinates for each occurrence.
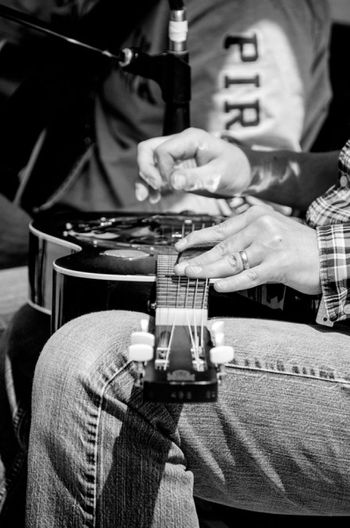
[156,254,208,326]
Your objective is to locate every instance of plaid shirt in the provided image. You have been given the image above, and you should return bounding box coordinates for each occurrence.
[307,140,350,325]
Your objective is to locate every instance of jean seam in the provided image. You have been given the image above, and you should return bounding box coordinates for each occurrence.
[225,363,350,385]
[81,359,132,528]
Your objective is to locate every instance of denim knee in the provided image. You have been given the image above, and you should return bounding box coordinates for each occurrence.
[33,310,148,403]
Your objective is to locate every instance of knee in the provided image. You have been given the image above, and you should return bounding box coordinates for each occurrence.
[33,310,148,402]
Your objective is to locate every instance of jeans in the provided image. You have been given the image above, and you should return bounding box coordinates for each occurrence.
[25,310,350,527]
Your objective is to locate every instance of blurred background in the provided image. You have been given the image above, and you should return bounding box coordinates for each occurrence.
[0,0,349,153]
[312,0,350,151]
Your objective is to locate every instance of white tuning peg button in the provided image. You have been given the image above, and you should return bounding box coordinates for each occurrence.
[128,343,153,362]
[210,345,234,365]
[131,331,155,347]
[213,332,225,347]
[140,319,149,332]
[211,320,224,335]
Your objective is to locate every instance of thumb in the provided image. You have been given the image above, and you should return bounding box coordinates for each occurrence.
[170,163,223,194]
[169,155,244,197]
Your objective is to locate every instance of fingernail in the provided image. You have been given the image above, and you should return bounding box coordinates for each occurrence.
[135,182,149,202]
[174,262,187,274]
[171,173,186,190]
[175,239,187,251]
[149,191,161,204]
[229,196,244,207]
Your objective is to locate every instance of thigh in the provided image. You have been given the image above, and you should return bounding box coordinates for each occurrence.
[179,318,350,516]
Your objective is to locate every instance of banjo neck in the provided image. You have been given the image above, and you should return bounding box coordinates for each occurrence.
[155,253,208,325]
[130,249,234,403]
[153,253,210,374]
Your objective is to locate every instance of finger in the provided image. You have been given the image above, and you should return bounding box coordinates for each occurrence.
[231,202,250,215]
[244,195,292,215]
[170,161,223,194]
[154,128,219,180]
[174,206,265,252]
[139,170,163,191]
[148,189,161,204]
[174,225,257,275]
[243,195,273,210]
[175,218,242,252]
[135,182,149,202]
[135,182,161,203]
[137,136,173,190]
[273,204,293,216]
[177,245,261,279]
[229,195,245,208]
[213,262,271,292]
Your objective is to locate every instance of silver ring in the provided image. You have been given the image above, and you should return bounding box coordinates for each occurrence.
[239,250,250,270]
[230,252,243,271]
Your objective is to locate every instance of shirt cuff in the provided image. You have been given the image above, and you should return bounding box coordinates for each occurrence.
[316,223,350,324]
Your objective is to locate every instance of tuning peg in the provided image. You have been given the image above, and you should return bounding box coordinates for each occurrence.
[210,345,234,365]
[128,343,153,362]
[130,331,155,347]
[210,320,226,347]
[140,319,149,332]
[211,320,224,334]
[213,332,225,346]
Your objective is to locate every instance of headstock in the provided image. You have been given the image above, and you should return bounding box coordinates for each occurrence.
[128,314,234,403]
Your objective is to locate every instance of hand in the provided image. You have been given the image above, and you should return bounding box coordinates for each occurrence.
[136,127,252,201]
[174,205,321,296]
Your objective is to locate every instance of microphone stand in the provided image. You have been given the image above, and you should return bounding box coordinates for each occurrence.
[163,0,191,133]
[114,0,191,134]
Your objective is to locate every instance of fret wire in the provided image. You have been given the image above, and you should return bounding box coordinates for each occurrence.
[157,255,208,309]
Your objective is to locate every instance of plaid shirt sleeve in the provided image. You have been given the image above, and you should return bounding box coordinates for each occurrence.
[306,139,350,325]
